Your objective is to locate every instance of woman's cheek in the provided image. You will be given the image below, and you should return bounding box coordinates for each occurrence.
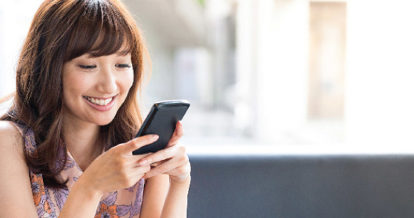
[124,70,134,90]
[118,70,134,102]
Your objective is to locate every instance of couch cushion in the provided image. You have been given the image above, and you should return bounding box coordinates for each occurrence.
[188,154,414,218]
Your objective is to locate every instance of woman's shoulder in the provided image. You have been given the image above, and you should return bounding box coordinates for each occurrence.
[0,120,24,137]
[0,120,25,157]
[0,121,38,217]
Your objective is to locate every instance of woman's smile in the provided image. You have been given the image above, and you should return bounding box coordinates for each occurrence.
[62,52,134,126]
[82,95,118,111]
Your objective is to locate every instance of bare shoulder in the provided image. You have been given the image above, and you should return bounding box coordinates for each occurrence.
[0,120,27,179]
[0,120,37,216]
[0,120,24,155]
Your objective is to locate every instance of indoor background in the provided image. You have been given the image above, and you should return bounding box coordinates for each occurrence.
[1,0,414,154]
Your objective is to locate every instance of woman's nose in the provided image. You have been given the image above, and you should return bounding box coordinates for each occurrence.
[97,67,117,94]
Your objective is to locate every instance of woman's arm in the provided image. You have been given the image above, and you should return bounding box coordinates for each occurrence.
[140,174,190,218]
[139,121,191,218]
[0,121,102,217]
[161,176,191,218]
[58,176,103,217]
[0,121,155,217]
[140,174,169,217]
[60,135,156,217]
[0,121,38,217]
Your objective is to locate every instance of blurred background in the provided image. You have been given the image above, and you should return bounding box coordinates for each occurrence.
[1,0,414,153]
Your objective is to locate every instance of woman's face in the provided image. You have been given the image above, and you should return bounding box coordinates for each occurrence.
[62,51,134,126]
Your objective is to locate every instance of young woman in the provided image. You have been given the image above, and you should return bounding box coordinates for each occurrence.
[0,0,191,217]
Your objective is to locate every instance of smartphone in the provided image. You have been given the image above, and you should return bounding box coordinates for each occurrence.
[132,100,190,155]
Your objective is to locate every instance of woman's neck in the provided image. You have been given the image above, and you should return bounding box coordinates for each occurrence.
[62,118,101,171]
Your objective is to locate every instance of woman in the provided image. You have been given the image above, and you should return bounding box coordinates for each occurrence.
[0,0,191,217]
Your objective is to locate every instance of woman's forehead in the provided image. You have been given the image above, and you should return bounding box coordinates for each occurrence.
[65,9,134,61]
[67,32,132,60]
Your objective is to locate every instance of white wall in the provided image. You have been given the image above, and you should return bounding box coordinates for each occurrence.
[236,0,309,142]
[0,0,43,97]
[345,0,414,146]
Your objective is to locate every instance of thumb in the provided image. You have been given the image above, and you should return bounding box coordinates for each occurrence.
[116,134,159,154]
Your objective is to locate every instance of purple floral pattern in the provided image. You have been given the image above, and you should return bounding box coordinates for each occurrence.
[117,204,132,216]
[53,187,69,210]
[12,122,145,217]
[131,179,145,216]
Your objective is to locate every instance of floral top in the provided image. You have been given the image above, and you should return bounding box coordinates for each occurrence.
[12,122,145,218]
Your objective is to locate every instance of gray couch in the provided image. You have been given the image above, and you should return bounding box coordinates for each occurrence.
[187,154,414,218]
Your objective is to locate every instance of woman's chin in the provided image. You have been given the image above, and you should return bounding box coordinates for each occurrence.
[97,120,112,126]
[92,115,116,126]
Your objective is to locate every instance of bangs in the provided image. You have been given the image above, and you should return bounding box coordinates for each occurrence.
[64,0,134,61]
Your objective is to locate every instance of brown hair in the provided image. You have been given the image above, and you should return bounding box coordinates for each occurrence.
[1,0,149,188]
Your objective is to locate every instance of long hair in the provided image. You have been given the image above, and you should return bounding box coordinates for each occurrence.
[1,0,149,188]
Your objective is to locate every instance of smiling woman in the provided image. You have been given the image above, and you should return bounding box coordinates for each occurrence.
[4,0,146,190]
[62,52,134,125]
[0,0,190,217]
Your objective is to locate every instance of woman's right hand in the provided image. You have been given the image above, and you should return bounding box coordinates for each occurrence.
[77,134,159,196]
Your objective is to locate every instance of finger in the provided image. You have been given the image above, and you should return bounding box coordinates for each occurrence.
[144,157,189,179]
[137,146,178,166]
[176,121,184,137]
[124,153,156,168]
[143,159,178,179]
[166,135,181,148]
[129,165,151,181]
[116,134,159,154]
[131,165,151,174]
[150,162,160,167]
[149,159,168,168]
[167,122,184,147]
[125,153,153,166]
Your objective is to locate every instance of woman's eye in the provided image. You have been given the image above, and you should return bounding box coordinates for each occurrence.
[116,64,132,68]
[79,65,96,69]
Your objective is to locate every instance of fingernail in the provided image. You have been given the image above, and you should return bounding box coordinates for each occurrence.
[152,135,159,140]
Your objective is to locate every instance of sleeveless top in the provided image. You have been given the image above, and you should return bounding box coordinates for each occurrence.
[12,122,145,218]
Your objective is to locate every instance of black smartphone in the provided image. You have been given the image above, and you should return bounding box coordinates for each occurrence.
[132,100,190,155]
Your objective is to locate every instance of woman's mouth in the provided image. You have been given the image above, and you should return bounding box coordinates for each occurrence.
[82,95,117,111]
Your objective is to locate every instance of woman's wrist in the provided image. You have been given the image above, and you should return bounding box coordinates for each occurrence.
[59,175,103,217]
[169,174,191,186]
[73,175,103,201]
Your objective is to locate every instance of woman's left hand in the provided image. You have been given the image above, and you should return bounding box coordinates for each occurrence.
[138,121,191,183]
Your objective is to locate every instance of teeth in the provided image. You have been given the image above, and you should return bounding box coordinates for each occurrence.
[85,96,113,106]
